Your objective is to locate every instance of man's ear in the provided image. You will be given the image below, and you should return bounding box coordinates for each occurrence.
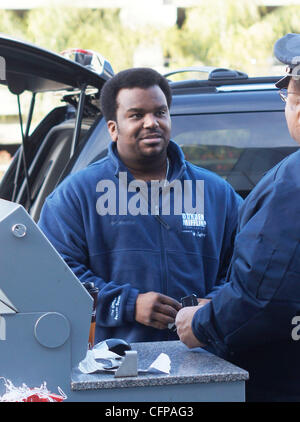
[107,120,118,142]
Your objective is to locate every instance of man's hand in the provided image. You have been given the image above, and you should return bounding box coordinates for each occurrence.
[135,292,181,330]
[197,298,211,306]
[175,306,206,349]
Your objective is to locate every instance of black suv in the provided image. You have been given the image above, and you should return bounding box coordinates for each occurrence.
[0,35,298,221]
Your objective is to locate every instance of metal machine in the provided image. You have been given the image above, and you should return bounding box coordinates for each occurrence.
[0,198,93,400]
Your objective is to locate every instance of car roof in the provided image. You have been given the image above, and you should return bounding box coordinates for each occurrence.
[167,67,285,115]
[170,88,285,114]
[0,34,110,94]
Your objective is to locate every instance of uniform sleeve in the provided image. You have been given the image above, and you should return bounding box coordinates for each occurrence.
[38,187,139,328]
[204,185,243,299]
[193,177,300,355]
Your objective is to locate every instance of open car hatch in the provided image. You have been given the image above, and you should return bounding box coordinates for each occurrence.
[0,34,114,217]
[0,33,113,94]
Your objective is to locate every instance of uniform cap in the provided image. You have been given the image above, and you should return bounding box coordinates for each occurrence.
[274,33,300,88]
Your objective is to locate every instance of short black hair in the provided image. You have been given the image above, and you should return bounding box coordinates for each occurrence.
[100,67,172,122]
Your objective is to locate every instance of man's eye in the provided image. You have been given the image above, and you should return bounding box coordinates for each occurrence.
[157,110,167,116]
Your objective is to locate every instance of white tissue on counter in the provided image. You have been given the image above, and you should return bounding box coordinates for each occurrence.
[78,342,171,376]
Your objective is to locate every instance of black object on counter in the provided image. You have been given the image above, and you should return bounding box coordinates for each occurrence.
[83,282,99,349]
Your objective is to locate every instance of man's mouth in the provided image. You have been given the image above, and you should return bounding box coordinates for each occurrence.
[139,132,164,142]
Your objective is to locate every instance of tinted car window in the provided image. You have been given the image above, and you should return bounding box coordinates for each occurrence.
[171,111,299,195]
[71,111,299,197]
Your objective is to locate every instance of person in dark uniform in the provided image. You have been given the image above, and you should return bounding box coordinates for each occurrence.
[175,33,300,402]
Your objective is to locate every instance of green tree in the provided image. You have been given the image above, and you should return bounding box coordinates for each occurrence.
[163,0,268,75]
[3,3,300,78]
[0,10,26,40]
[25,7,146,72]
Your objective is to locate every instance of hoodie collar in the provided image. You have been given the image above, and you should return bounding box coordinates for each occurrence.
[108,140,187,180]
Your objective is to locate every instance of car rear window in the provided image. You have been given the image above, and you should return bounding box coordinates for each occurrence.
[171,111,299,196]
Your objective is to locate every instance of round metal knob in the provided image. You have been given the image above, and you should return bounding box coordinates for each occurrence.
[34,312,70,348]
[11,223,27,238]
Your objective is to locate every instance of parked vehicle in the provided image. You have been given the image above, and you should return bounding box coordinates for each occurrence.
[0,35,298,222]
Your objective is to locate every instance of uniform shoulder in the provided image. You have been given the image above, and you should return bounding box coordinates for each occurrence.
[273,149,300,180]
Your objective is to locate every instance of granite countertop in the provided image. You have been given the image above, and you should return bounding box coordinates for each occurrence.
[71,341,249,391]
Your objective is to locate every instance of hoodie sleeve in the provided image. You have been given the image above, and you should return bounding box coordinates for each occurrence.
[38,188,139,328]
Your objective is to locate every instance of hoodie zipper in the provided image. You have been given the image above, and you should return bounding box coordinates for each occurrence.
[158,207,170,297]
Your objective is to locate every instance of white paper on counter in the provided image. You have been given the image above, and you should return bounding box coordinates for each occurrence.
[139,353,171,374]
[78,349,171,375]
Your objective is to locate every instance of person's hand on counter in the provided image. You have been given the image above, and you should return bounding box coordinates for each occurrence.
[135,291,182,330]
[175,305,206,349]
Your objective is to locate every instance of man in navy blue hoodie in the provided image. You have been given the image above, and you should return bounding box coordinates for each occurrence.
[38,67,242,344]
[175,34,300,401]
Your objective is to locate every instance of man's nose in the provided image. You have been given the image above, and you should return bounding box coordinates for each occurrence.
[143,114,159,128]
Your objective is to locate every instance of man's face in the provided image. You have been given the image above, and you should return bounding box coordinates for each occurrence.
[107,85,171,165]
[285,78,300,145]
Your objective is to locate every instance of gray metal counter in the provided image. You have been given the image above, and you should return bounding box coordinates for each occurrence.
[71,341,249,402]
